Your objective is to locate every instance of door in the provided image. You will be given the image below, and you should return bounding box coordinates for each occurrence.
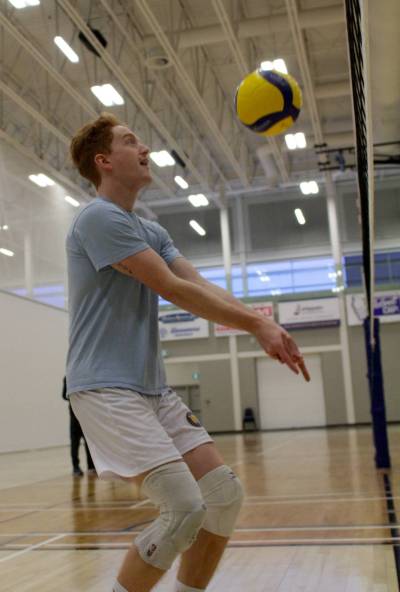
[257,354,325,429]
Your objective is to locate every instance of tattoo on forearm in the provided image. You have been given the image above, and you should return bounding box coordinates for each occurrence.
[116,263,134,277]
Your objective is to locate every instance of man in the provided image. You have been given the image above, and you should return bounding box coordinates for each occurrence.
[66,113,310,592]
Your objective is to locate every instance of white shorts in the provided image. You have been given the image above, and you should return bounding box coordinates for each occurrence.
[69,388,213,480]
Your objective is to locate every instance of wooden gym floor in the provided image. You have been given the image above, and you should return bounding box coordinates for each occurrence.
[1,426,400,591]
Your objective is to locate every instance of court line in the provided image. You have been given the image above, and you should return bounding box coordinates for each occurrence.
[0,494,396,512]
[235,524,397,532]
[245,490,385,500]
[243,495,400,506]
[4,536,400,552]
[0,506,154,512]
[3,522,400,539]
[0,534,65,563]
[0,490,393,510]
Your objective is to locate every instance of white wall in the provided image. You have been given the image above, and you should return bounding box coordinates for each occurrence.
[0,290,69,453]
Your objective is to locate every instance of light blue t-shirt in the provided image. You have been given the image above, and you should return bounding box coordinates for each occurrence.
[65,196,181,396]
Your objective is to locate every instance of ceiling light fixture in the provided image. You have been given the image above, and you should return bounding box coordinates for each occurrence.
[174,175,189,189]
[260,58,288,74]
[300,181,319,195]
[149,150,175,167]
[189,220,206,236]
[188,194,209,207]
[54,36,79,63]
[8,0,39,8]
[294,208,306,225]
[65,196,80,207]
[29,174,55,187]
[285,132,306,150]
[0,248,14,257]
[90,84,124,106]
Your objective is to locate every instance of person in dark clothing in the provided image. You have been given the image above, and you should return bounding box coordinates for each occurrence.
[62,377,96,476]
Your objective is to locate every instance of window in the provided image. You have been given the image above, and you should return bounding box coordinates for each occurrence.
[344,251,400,287]
[159,265,244,306]
[9,283,66,309]
[247,257,336,296]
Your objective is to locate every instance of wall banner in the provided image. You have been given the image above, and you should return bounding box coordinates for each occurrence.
[214,302,274,337]
[346,292,400,326]
[159,310,209,341]
[278,298,340,329]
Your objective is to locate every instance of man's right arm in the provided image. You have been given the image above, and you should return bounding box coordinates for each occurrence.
[112,249,310,380]
[113,249,262,334]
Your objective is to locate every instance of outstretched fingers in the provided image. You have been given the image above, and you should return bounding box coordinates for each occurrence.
[275,346,299,376]
[282,333,311,382]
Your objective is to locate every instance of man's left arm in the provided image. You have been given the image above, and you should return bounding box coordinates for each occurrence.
[169,256,250,314]
[168,256,310,382]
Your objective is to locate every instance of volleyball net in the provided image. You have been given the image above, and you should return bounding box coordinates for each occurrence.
[345,0,390,468]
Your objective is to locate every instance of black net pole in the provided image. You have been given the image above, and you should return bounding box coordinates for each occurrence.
[345,0,372,317]
[345,0,390,469]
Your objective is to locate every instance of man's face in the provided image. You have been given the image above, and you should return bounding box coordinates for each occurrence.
[99,125,151,189]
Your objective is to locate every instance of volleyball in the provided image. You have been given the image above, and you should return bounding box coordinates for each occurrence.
[235,68,302,136]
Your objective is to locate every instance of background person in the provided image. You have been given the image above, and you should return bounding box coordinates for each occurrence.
[62,376,96,477]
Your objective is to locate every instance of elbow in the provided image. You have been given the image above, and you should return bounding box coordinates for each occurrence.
[158,282,179,303]
[160,277,184,304]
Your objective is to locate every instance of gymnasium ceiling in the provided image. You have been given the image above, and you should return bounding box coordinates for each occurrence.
[0,0,399,227]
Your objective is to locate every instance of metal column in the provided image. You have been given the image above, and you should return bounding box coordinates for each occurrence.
[220,201,242,431]
[325,172,356,424]
[24,228,34,298]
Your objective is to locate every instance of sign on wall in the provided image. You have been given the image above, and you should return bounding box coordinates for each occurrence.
[278,298,340,329]
[214,302,274,337]
[159,310,209,341]
[346,292,400,326]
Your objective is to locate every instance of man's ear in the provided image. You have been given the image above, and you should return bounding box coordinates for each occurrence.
[94,153,112,172]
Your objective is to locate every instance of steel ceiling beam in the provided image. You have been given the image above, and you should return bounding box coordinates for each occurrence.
[0,128,86,199]
[284,0,324,144]
[134,0,249,187]
[142,5,345,50]
[96,0,230,190]
[210,0,289,183]
[0,11,95,115]
[57,0,213,195]
[0,12,176,201]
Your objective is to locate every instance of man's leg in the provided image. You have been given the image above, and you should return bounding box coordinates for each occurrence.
[115,461,207,592]
[176,443,243,591]
[115,546,165,592]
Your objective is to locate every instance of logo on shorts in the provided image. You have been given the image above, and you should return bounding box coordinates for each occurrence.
[147,543,157,557]
[186,411,202,428]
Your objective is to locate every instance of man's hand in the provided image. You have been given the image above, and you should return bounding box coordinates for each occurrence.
[254,319,311,382]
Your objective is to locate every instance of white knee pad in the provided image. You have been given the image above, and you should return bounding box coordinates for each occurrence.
[135,462,207,571]
[197,465,244,538]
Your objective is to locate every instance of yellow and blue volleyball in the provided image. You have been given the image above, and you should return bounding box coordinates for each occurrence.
[235,69,302,136]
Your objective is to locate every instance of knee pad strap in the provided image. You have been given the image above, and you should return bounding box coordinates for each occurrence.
[197,465,244,537]
[135,462,206,571]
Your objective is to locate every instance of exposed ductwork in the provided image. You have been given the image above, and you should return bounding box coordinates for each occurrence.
[142,6,345,51]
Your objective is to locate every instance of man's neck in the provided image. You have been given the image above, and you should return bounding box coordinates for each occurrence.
[97,180,139,212]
